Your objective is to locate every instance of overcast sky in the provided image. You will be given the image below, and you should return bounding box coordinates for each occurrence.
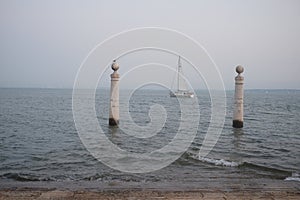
[0,0,299,89]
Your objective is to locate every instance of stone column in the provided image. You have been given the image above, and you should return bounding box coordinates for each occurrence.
[109,60,120,126]
[233,65,244,128]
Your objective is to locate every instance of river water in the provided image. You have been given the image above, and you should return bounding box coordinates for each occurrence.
[0,88,299,188]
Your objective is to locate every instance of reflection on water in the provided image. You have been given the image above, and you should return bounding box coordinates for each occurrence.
[232,128,244,149]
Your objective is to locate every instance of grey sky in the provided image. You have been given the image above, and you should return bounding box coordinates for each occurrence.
[0,0,299,89]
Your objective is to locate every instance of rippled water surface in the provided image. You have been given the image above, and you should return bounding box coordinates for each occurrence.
[0,88,299,185]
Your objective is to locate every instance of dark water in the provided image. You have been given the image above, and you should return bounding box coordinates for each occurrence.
[0,88,299,187]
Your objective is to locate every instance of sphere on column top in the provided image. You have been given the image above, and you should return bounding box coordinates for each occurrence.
[236,65,244,74]
[111,60,119,71]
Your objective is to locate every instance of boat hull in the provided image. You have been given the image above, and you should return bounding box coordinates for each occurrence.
[170,91,194,98]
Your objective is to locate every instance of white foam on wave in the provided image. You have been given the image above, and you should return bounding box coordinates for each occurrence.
[285,173,300,182]
[198,157,239,167]
[187,152,239,167]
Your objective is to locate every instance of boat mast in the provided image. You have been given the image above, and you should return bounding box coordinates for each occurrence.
[177,56,182,91]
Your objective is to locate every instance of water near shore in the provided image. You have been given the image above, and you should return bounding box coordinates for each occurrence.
[0,88,299,189]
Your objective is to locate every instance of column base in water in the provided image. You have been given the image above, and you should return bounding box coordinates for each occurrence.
[233,120,243,128]
[109,118,119,126]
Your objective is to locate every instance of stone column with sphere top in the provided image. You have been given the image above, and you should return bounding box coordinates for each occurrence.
[233,65,244,128]
[109,60,120,126]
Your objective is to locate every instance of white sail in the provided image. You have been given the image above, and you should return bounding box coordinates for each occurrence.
[170,56,194,98]
[177,57,188,91]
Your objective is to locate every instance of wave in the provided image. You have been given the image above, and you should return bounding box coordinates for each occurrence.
[285,173,300,182]
[198,157,239,167]
[0,173,53,182]
[187,153,293,178]
[188,152,239,167]
[238,162,290,174]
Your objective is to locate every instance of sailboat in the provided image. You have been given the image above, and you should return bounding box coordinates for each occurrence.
[170,56,194,98]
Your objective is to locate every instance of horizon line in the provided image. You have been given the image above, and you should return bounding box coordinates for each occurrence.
[0,87,299,91]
